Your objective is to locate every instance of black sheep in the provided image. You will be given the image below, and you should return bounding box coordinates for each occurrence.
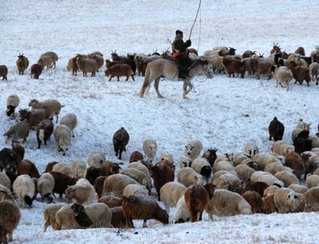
[112,127,129,160]
[268,117,284,141]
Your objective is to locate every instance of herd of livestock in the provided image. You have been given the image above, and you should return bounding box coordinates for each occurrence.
[1,45,319,243]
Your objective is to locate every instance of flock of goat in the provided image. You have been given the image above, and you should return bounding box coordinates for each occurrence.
[1,45,319,243]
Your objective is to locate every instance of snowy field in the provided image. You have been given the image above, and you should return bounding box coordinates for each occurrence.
[1,0,319,243]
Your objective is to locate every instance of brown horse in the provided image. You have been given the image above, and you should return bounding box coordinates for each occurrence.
[139,58,212,99]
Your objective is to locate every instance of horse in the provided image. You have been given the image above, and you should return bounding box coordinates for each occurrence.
[139,57,213,99]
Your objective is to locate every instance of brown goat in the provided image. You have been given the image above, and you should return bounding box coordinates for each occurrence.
[122,195,169,227]
[242,190,263,213]
[16,54,29,75]
[105,64,134,81]
[289,62,311,86]
[285,151,305,179]
[150,160,175,200]
[17,159,40,178]
[222,56,244,78]
[129,151,144,163]
[99,195,122,208]
[36,119,54,149]
[0,65,8,80]
[49,171,77,198]
[31,64,43,79]
[184,183,215,222]
[111,207,133,228]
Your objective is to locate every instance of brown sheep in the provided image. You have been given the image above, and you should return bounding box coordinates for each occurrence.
[0,65,8,80]
[150,160,175,200]
[67,57,78,75]
[112,127,130,160]
[76,55,97,77]
[122,195,169,227]
[184,183,215,222]
[88,52,104,71]
[222,56,244,78]
[16,54,29,75]
[289,61,311,86]
[285,151,305,179]
[245,181,269,196]
[36,119,54,149]
[98,195,122,208]
[242,190,263,213]
[111,207,133,228]
[12,142,25,163]
[0,200,21,243]
[94,176,106,198]
[17,159,40,178]
[129,151,144,163]
[255,58,272,79]
[105,64,134,81]
[262,194,277,214]
[30,64,43,79]
[18,108,48,129]
[49,171,77,198]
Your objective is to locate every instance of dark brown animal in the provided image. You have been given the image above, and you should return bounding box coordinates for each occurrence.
[289,62,311,86]
[111,207,133,228]
[12,142,25,163]
[150,160,175,200]
[295,47,305,56]
[111,52,136,74]
[45,161,59,172]
[293,130,312,154]
[262,194,277,214]
[36,119,54,149]
[268,117,284,141]
[17,160,40,178]
[0,65,8,80]
[184,183,215,222]
[270,43,281,54]
[18,108,48,129]
[71,203,93,227]
[94,176,106,198]
[242,50,256,58]
[105,64,134,81]
[49,171,77,198]
[122,195,169,227]
[242,190,263,213]
[222,56,244,78]
[99,195,122,208]
[112,127,130,160]
[67,57,79,75]
[129,151,144,163]
[16,54,29,75]
[30,64,43,79]
[285,151,305,179]
[245,181,269,197]
[202,148,218,167]
[0,200,21,244]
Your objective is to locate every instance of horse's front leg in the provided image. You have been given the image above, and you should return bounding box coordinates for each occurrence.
[183,80,193,98]
[154,77,164,98]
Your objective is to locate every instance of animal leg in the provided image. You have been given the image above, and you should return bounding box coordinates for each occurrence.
[126,76,129,81]
[109,76,113,81]
[142,220,147,228]
[154,78,164,98]
[131,75,135,81]
[117,76,120,81]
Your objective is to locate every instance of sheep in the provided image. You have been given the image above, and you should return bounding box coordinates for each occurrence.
[304,186,319,211]
[311,48,319,63]
[271,141,295,157]
[150,160,174,199]
[55,202,112,230]
[16,54,29,75]
[285,151,305,179]
[264,162,291,175]
[60,113,77,137]
[128,161,150,177]
[17,159,40,178]
[49,171,77,198]
[222,55,244,78]
[250,171,284,187]
[36,119,54,149]
[93,176,105,198]
[242,190,263,213]
[30,64,43,79]
[184,139,203,161]
[18,108,47,129]
[295,47,305,56]
[76,54,98,77]
[302,152,319,176]
[122,167,152,193]
[45,161,58,173]
[12,142,24,163]
[160,182,186,212]
[98,195,122,208]
[287,54,308,67]
[43,203,67,231]
[13,174,35,207]
[37,173,55,203]
[105,64,134,81]
[88,52,104,71]
[122,195,169,227]
[85,167,109,185]
[0,171,11,190]
[67,57,78,75]
[242,50,256,58]
[0,184,14,203]
[113,127,130,160]
[184,183,215,222]
[143,139,157,163]
[0,200,21,243]
[294,131,312,154]
[275,170,299,187]
[0,65,8,80]
[310,135,319,148]
[235,164,255,184]
[0,148,18,183]
[6,95,20,118]
[29,99,63,122]
[273,66,293,89]
[111,206,133,228]
[212,159,235,173]
[255,57,273,79]
[289,61,311,86]
[306,174,319,188]
[244,143,259,158]
[174,195,191,223]
[129,151,144,163]
[177,167,204,187]
[205,189,252,218]
[38,55,55,70]
[52,163,73,178]
[252,153,282,170]
[191,157,212,181]
[122,184,148,198]
[70,160,87,179]
[288,184,308,194]
[273,187,303,213]
[202,148,218,167]
[233,153,250,166]
[87,152,106,168]
[54,125,72,155]
[206,54,224,74]
[102,173,138,197]
[3,120,30,144]
[212,172,242,192]
[309,62,319,85]
[39,51,58,69]
[65,178,97,205]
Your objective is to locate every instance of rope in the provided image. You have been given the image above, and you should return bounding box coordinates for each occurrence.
[197,5,202,51]
[188,0,202,40]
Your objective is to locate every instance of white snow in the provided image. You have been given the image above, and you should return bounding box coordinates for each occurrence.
[1,0,319,243]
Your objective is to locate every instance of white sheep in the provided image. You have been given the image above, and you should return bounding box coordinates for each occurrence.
[52,163,73,177]
[60,113,78,137]
[37,173,55,202]
[177,167,204,187]
[310,135,319,148]
[306,174,319,188]
[0,170,11,189]
[264,161,291,175]
[291,119,310,142]
[13,174,35,208]
[212,159,235,173]
[244,142,259,158]
[212,172,241,191]
[121,167,152,192]
[233,153,250,166]
[191,157,212,180]
[184,139,203,160]
[43,203,67,231]
[6,95,20,118]
[127,161,150,177]
[274,66,293,90]
[179,155,192,168]
[143,139,157,163]
[250,171,284,187]
[70,160,87,179]
[235,164,255,183]
[174,195,191,223]
[309,62,319,84]
[102,173,138,197]
[54,124,71,155]
[87,152,105,168]
[271,141,295,157]
[273,187,303,213]
[160,181,186,212]
[65,178,97,205]
[159,153,174,165]
[252,153,282,170]
[205,189,252,218]
[288,184,308,194]
[122,184,148,198]
[274,170,299,187]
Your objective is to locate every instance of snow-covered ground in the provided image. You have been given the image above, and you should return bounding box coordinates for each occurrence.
[1,0,319,243]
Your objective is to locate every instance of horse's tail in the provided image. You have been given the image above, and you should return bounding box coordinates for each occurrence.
[139,64,151,97]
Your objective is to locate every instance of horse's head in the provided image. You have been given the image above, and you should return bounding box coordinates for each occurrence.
[188,57,213,79]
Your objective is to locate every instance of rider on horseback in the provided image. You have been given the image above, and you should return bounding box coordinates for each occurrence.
[171,30,192,79]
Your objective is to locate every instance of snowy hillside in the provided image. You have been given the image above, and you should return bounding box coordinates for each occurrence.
[1,0,319,243]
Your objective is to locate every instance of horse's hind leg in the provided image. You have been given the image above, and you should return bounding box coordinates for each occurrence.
[183,80,193,98]
[154,77,164,98]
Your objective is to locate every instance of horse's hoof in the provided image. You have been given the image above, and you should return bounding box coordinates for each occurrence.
[158,95,164,99]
